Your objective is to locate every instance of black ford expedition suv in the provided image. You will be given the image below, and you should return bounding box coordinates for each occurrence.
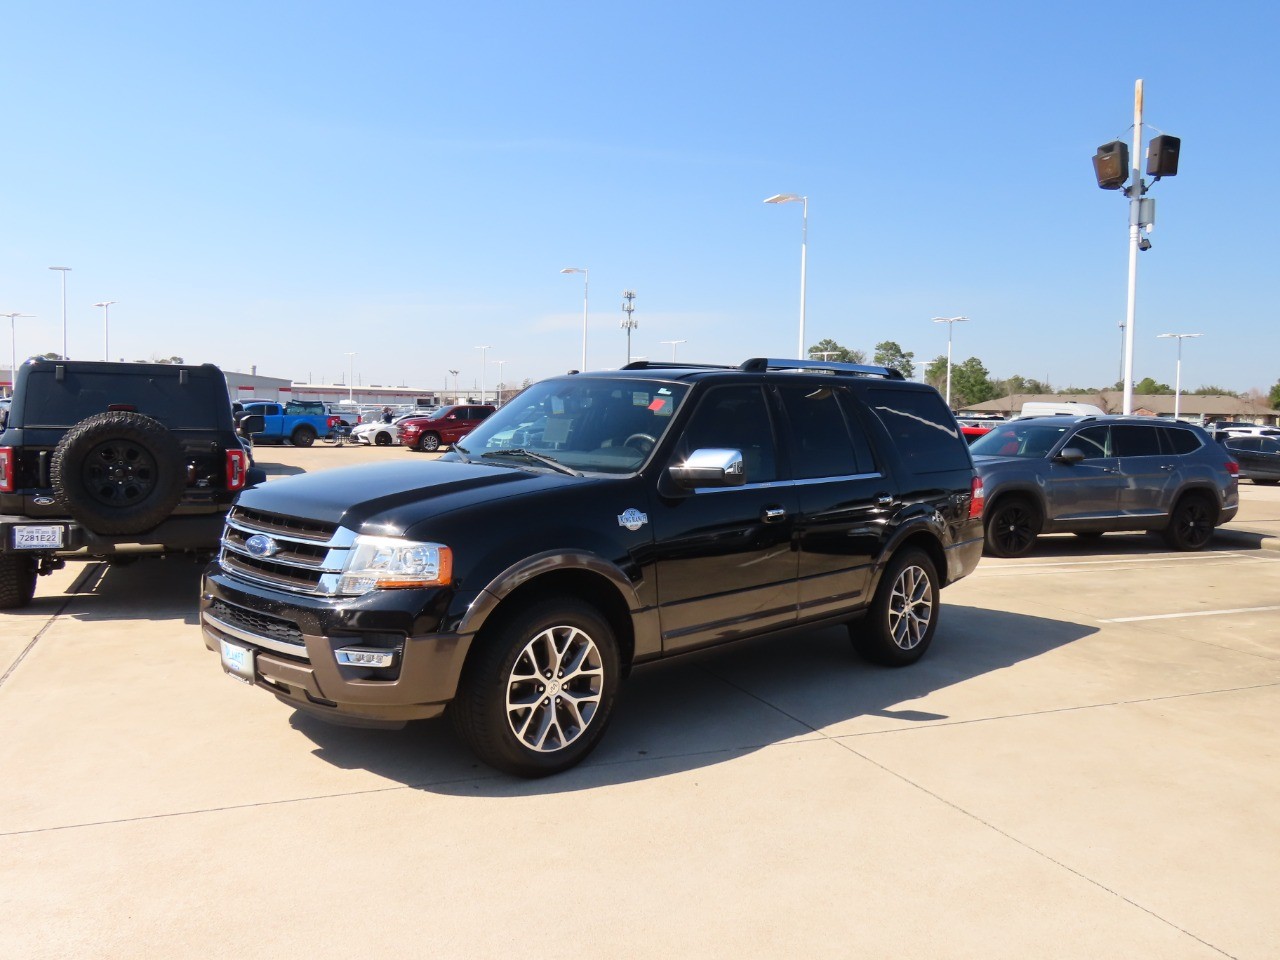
[0,359,260,608]
[202,358,984,776]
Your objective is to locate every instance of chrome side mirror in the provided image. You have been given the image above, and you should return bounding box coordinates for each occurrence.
[669,448,746,489]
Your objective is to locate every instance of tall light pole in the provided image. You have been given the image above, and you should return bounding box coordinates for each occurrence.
[48,267,71,359]
[931,316,971,409]
[475,345,489,404]
[560,267,589,370]
[492,359,507,406]
[659,339,686,362]
[93,301,117,360]
[345,351,356,402]
[763,194,808,358]
[2,313,34,395]
[620,290,637,364]
[1092,80,1181,415]
[1157,333,1202,420]
[448,369,459,403]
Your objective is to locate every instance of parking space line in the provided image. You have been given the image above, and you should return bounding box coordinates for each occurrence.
[996,553,1247,570]
[1100,605,1280,623]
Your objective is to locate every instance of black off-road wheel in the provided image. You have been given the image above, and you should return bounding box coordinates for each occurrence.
[290,425,317,447]
[50,412,185,536]
[419,432,442,452]
[1162,494,1216,551]
[851,547,940,667]
[984,497,1042,558]
[374,432,392,446]
[0,555,37,610]
[450,598,621,777]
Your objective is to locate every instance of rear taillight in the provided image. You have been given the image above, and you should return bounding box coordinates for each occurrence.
[0,447,13,493]
[226,449,248,491]
[1226,460,1239,478]
[969,475,985,519]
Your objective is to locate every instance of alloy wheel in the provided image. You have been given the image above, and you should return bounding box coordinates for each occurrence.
[505,624,605,753]
[887,563,933,650]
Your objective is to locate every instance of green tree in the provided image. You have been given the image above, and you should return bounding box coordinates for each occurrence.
[995,374,1052,396]
[1269,380,1280,409]
[807,338,865,364]
[1134,377,1172,395]
[873,340,915,379]
[1191,385,1237,396]
[925,355,994,408]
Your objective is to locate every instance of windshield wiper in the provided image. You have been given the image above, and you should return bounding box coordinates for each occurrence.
[480,448,580,476]
[452,443,472,463]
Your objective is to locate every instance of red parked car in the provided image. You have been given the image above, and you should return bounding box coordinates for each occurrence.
[398,404,496,452]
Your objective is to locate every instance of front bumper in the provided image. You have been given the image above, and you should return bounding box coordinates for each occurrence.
[201,565,473,727]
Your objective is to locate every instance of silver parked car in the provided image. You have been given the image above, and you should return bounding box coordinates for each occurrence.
[970,416,1239,557]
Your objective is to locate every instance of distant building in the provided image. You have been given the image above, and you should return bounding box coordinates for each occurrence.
[961,392,1278,425]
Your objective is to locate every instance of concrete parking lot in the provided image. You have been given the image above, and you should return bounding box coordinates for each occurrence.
[2,444,1278,959]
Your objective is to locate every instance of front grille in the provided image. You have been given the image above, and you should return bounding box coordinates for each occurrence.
[208,598,304,648]
[228,505,337,542]
[219,508,355,595]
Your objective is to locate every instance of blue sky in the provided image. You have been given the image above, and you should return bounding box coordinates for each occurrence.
[3,1,1277,397]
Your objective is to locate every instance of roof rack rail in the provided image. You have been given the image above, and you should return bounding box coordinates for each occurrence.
[620,360,736,371]
[738,357,905,380]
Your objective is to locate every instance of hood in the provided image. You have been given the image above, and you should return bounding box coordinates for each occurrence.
[237,459,583,532]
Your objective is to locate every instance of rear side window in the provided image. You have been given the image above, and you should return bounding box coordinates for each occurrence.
[1161,427,1203,455]
[18,369,228,430]
[1112,424,1162,457]
[865,387,970,473]
[778,385,872,478]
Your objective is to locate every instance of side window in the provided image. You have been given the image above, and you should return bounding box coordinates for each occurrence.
[1161,427,1203,455]
[1263,439,1280,454]
[674,385,777,484]
[1112,424,1162,457]
[865,388,970,473]
[778,385,863,479]
[1071,426,1110,458]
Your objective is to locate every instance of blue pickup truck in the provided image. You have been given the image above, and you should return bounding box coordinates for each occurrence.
[235,400,342,447]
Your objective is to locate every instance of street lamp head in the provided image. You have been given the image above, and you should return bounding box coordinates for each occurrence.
[1157,333,1203,340]
[763,194,805,204]
[93,301,117,308]
[560,267,586,275]
[931,316,970,324]
[48,266,72,272]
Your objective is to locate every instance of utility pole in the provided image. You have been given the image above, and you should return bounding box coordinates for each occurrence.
[621,290,637,364]
[1120,80,1144,417]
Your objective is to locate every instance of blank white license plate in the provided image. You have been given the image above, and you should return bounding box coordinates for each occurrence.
[12,525,65,549]
[219,639,256,684]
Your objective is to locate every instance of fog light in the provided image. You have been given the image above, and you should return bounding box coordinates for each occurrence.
[335,647,398,668]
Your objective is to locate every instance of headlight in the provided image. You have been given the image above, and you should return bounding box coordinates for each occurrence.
[338,535,453,595]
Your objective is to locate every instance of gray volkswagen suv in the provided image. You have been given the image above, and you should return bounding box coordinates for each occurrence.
[970,416,1239,557]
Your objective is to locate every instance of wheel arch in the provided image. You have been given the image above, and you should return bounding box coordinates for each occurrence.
[869,523,947,600]
[457,552,653,671]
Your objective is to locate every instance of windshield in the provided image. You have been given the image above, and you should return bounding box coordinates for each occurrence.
[459,377,689,475]
[969,421,1071,459]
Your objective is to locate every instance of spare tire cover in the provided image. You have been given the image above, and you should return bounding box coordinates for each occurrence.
[51,411,186,536]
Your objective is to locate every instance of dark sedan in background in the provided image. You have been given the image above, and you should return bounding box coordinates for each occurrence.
[1223,435,1280,484]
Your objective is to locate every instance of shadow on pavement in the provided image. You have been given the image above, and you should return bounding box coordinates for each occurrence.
[53,558,206,625]
[289,605,1097,795]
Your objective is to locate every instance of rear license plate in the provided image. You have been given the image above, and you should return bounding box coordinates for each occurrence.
[219,639,256,684]
[12,525,65,549]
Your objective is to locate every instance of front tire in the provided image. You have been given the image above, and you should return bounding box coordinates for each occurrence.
[374,432,391,446]
[0,555,37,609]
[451,598,620,777]
[984,497,1042,558]
[851,547,940,667]
[420,432,442,452]
[1162,494,1216,551]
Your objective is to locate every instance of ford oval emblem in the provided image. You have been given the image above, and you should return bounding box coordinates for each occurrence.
[244,534,280,558]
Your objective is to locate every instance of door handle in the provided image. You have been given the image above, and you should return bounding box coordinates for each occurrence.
[1101,467,1118,474]
[875,493,893,506]
[761,506,787,523]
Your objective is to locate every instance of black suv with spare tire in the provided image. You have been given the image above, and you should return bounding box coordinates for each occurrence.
[201,357,984,777]
[0,359,262,608]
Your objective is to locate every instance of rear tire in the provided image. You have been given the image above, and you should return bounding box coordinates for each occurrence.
[451,597,620,777]
[1162,494,1216,551]
[291,425,316,447]
[1253,479,1279,486]
[0,555,37,609]
[851,548,939,667]
[984,497,1042,558]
